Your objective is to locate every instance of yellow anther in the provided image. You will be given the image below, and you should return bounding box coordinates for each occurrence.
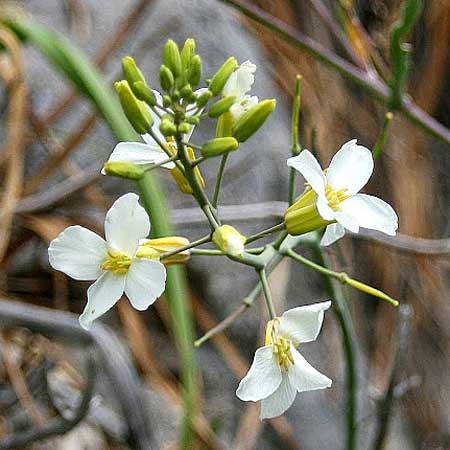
[325,184,351,210]
[101,249,131,275]
[265,319,295,371]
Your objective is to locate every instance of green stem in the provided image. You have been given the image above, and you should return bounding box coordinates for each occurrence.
[246,222,286,244]
[258,268,277,319]
[160,234,211,259]
[373,112,394,160]
[289,75,302,206]
[212,153,229,208]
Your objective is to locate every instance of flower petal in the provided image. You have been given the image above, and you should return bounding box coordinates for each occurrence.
[320,223,346,246]
[260,373,296,419]
[105,142,175,169]
[316,196,336,221]
[223,60,256,99]
[335,210,360,233]
[229,95,259,121]
[105,193,150,256]
[236,345,282,402]
[287,150,326,197]
[48,226,106,281]
[144,90,165,143]
[326,140,374,195]
[288,348,332,392]
[340,194,398,235]
[279,301,332,344]
[125,259,166,310]
[79,271,126,329]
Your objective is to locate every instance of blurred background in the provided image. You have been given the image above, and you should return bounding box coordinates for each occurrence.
[0,1,449,449]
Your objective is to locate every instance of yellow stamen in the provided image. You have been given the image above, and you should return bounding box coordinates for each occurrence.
[325,184,351,211]
[101,249,131,275]
[265,319,295,371]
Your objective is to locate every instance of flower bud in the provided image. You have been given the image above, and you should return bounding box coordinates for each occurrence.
[132,81,157,106]
[181,38,196,72]
[208,96,236,118]
[196,89,212,108]
[185,116,200,125]
[201,137,239,157]
[162,94,172,107]
[180,84,193,99]
[122,56,146,87]
[160,118,177,137]
[212,225,246,257]
[209,56,238,96]
[216,111,233,137]
[139,236,191,265]
[163,39,182,78]
[115,80,153,134]
[178,122,191,134]
[188,54,202,87]
[232,99,276,142]
[160,64,174,91]
[284,188,331,235]
[103,161,144,180]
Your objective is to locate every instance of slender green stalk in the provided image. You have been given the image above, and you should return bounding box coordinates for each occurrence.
[258,269,277,319]
[191,246,264,256]
[373,112,394,160]
[289,75,302,206]
[212,154,229,208]
[143,155,179,172]
[161,234,211,259]
[245,222,286,244]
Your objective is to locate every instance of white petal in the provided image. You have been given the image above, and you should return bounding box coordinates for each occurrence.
[326,140,374,195]
[229,95,258,121]
[279,301,332,344]
[79,271,126,329]
[105,193,150,256]
[288,348,332,392]
[260,373,296,419]
[335,210,360,233]
[340,194,398,235]
[236,346,282,402]
[223,60,256,99]
[287,150,326,197]
[125,259,166,310]
[106,142,175,169]
[48,226,106,281]
[320,223,346,246]
[316,196,336,221]
[146,90,165,143]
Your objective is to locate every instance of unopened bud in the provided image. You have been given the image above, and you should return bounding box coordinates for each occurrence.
[216,111,233,137]
[196,89,212,108]
[185,116,200,125]
[115,80,153,134]
[122,56,146,87]
[201,137,239,157]
[162,95,172,108]
[208,96,236,118]
[178,122,191,134]
[209,56,238,96]
[160,118,177,137]
[212,225,246,257]
[232,99,276,142]
[140,236,191,265]
[103,161,144,180]
[163,39,182,78]
[180,84,193,99]
[132,81,157,106]
[160,65,174,91]
[181,38,196,73]
[188,54,202,87]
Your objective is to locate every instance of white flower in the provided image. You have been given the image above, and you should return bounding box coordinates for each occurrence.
[236,301,332,419]
[103,89,206,172]
[223,60,259,121]
[287,140,399,246]
[48,193,166,330]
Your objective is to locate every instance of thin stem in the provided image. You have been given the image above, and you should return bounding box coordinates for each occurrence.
[143,155,178,172]
[182,141,202,151]
[202,204,220,229]
[246,222,286,244]
[289,75,302,205]
[258,268,277,319]
[160,234,211,259]
[212,153,229,208]
[191,246,264,256]
[373,112,394,160]
[191,156,206,167]
[284,249,399,306]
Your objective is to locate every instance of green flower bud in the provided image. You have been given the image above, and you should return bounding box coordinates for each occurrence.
[115,80,153,134]
[163,39,182,78]
[160,118,177,137]
[209,56,238,96]
[208,96,236,118]
[178,122,191,134]
[132,81,157,106]
[188,54,202,87]
[196,90,212,108]
[212,225,246,257]
[171,90,180,101]
[103,161,144,180]
[122,56,146,87]
[180,84,193,99]
[201,137,239,157]
[232,99,276,142]
[181,38,196,73]
[216,111,233,137]
[160,65,174,92]
[162,95,172,108]
[185,116,200,125]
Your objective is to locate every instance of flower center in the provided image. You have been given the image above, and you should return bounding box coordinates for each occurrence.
[265,319,295,371]
[101,249,131,275]
[325,184,351,211]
